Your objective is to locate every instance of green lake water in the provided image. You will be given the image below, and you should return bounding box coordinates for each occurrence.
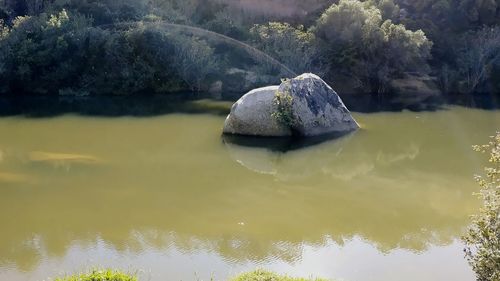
[0,105,499,281]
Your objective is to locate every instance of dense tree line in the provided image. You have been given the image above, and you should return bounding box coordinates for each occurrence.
[0,11,220,95]
[0,0,499,97]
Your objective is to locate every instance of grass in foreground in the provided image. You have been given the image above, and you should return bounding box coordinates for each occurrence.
[54,269,137,281]
[54,269,327,281]
[231,269,328,281]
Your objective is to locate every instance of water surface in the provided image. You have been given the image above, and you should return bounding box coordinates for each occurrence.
[0,106,498,281]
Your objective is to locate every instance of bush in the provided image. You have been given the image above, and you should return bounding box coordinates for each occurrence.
[0,10,94,94]
[314,0,432,94]
[169,33,219,91]
[272,79,296,127]
[0,9,221,95]
[231,270,328,281]
[250,22,323,75]
[43,0,148,24]
[463,132,500,281]
[55,269,137,281]
[204,9,248,40]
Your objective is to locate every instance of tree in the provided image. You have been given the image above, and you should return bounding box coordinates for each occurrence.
[375,0,401,21]
[314,0,432,94]
[170,34,219,91]
[0,10,94,94]
[464,132,500,281]
[250,22,323,75]
[457,26,500,94]
[0,8,220,95]
[458,0,499,26]
[204,8,248,40]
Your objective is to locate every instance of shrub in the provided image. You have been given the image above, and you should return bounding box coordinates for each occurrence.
[0,10,95,95]
[272,80,296,128]
[169,34,219,91]
[463,132,500,281]
[250,22,323,75]
[204,9,248,40]
[0,9,220,95]
[314,0,432,94]
[55,269,137,281]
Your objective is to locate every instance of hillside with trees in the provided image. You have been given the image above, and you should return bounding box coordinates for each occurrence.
[0,0,499,99]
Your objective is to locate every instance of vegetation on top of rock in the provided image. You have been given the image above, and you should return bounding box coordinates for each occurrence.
[225,73,359,137]
[272,80,296,128]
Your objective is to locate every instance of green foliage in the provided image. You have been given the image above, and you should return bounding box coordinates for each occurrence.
[392,0,499,81]
[170,34,219,91]
[0,0,499,96]
[0,8,221,95]
[43,0,148,24]
[272,80,296,127]
[399,0,499,31]
[250,22,323,75]
[203,9,248,40]
[314,0,432,94]
[55,269,326,281]
[0,10,95,94]
[55,269,137,281]
[463,132,500,281]
[231,270,328,281]
[373,0,401,21]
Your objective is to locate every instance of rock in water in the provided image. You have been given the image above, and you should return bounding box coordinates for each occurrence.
[223,73,359,137]
[284,73,359,136]
[223,86,292,137]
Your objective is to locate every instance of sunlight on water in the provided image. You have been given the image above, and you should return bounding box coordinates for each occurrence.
[0,106,498,281]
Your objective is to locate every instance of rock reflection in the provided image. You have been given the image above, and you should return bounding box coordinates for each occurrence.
[222,131,354,153]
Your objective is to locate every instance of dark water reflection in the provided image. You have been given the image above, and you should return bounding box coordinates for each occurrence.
[0,89,497,119]
[221,130,355,152]
[0,94,233,117]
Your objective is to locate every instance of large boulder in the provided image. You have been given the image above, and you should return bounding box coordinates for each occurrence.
[223,73,359,137]
[223,86,292,137]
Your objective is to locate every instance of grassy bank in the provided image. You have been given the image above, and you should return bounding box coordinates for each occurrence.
[55,269,137,281]
[53,269,327,281]
[230,270,328,281]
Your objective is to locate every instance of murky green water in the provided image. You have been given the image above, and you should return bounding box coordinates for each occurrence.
[0,105,498,281]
